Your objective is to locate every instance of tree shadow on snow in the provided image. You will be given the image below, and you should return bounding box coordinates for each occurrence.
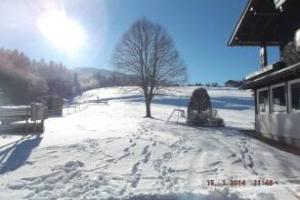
[0,135,42,174]
[210,96,254,110]
[128,96,254,111]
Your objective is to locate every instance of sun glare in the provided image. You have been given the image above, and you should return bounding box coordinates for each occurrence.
[37,11,86,54]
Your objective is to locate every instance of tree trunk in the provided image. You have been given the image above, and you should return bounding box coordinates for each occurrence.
[145,98,152,118]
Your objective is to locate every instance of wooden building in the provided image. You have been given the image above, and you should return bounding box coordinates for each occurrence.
[0,103,47,133]
[225,80,244,88]
[38,95,64,116]
[228,0,300,148]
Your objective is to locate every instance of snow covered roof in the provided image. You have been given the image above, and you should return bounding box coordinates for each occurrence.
[245,64,275,80]
[242,62,300,89]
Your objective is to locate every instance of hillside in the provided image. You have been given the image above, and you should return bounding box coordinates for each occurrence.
[73,67,128,90]
[74,67,116,78]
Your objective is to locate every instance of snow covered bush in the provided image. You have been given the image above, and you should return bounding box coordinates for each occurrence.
[187,88,224,127]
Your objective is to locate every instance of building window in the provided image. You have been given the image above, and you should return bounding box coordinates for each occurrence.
[258,89,269,114]
[290,81,300,111]
[271,85,286,112]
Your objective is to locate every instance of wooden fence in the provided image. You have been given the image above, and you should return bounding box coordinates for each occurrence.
[0,103,47,134]
[0,98,108,134]
[63,99,109,115]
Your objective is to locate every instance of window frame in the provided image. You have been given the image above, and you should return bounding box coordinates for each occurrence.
[288,78,300,113]
[257,87,270,115]
[270,83,287,113]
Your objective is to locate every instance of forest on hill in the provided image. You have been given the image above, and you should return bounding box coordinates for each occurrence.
[0,48,128,105]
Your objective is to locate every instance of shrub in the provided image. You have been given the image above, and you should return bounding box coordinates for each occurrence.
[187,88,224,127]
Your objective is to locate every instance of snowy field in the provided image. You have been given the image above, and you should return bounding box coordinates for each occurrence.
[0,87,299,200]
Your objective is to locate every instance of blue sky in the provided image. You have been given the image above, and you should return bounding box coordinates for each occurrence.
[0,0,280,84]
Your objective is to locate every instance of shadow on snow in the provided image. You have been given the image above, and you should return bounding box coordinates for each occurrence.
[126,95,254,111]
[0,135,42,174]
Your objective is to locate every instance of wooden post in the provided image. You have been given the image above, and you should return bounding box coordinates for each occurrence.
[285,82,289,113]
[268,86,272,114]
[260,43,268,68]
[254,90,258,115]
[41,119,44,133]
[26,107,29,134]
[34,120,37,134]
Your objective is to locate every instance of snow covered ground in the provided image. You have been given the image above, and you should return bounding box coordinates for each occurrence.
[0,87,299,200]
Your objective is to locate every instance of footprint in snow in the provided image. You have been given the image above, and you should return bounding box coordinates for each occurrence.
[142,145,149,155]
[130,143,136,147]
[208,161,221,167]
[163,152,172,160]
[227,153,236,158]
[131,162,140,174]
[241,147,249,153]
[231,158,242,165]
[142,153,151,163]
[131,173,141,188]
[106,158,115,163]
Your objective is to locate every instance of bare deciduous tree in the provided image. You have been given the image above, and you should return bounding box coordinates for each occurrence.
[113,18,187,118]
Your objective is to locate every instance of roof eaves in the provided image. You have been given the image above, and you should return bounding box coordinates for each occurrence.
[228,0,254,47]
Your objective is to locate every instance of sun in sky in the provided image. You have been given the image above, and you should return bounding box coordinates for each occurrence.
[37,10,86,54]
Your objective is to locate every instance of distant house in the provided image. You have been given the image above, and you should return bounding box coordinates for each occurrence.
[228,0,300,148]
[224,80,243,88]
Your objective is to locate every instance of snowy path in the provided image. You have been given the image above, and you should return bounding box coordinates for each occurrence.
[0,87,299,200]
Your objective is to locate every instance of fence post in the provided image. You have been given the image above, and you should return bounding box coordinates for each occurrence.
[26,107,29,134]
